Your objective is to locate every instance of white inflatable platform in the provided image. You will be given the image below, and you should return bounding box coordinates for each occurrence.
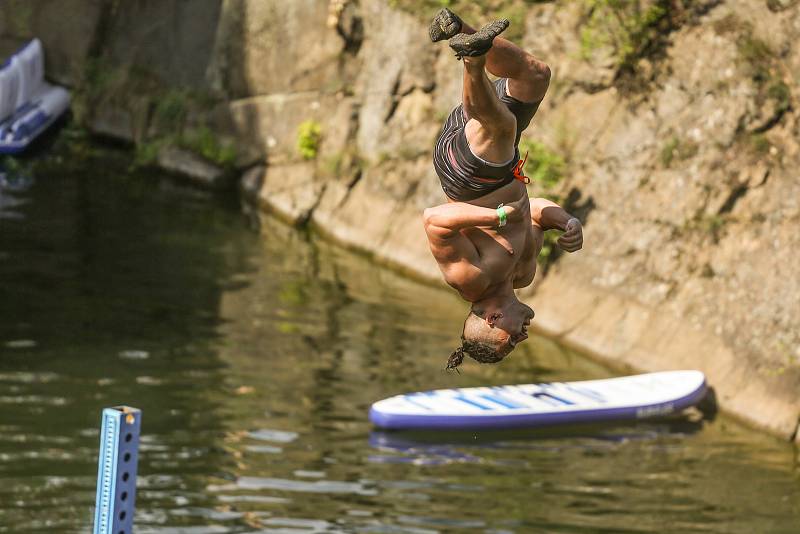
[0,39,70,154]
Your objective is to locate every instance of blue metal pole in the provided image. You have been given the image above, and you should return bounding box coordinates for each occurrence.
[93,406,141,534]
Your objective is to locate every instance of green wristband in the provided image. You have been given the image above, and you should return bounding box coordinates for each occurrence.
[496,204,507,227]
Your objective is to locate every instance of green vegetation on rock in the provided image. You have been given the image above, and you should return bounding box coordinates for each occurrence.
[736,22,792,124]
[736,31,775,82]
[75,55,236,171]
[579,0,670,69]
[153,89,190,131]
[660,135,698,168]
[297,120,323,160]
[518,138,566,192]
[389,0,708,85]
[683,213,727,243]
[134,127,237,169]
[323,148,364,178]
[493,3,527,43]
[748,133,771,156]
[72,58,125,122]
[179,127,237,168]
[767,80,791,115]
[134,139,163,167]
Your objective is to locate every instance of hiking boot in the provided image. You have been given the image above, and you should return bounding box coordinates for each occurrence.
[429,8,463,42]
[448,19,509,59]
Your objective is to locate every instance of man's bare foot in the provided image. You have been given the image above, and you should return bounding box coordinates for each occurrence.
[429,8,463,42]
[448,19,509,59]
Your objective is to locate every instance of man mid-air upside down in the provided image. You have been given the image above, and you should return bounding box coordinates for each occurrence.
[422,10,584,370]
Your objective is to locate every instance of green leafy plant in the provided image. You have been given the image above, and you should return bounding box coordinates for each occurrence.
[297,120,322,160]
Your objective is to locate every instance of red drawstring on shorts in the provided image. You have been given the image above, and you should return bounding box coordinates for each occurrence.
[512,150,530,184]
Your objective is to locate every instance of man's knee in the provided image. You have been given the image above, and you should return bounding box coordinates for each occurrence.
[508,57,550,103]
[525,57,551,88]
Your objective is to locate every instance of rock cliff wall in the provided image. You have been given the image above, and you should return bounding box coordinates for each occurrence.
[2,0,798,439]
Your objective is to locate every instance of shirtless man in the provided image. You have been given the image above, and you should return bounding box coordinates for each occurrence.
[423,10,583,369]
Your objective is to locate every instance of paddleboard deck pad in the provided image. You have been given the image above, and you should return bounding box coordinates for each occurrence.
[370,371,707,430]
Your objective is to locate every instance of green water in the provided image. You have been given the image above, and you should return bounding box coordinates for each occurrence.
[0,144,798,533]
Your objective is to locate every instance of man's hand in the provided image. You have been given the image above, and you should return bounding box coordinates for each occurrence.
[557,217,583,252]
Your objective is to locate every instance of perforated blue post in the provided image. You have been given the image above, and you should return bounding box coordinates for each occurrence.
[93,406,141,534]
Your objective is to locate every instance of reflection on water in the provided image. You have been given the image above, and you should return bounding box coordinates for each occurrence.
[0,144,798,533]
[367,419,709,466]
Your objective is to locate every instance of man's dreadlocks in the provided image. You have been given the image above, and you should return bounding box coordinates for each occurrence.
[445,339,505,371]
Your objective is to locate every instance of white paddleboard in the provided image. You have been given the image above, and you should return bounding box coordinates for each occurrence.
[370,371,707,430]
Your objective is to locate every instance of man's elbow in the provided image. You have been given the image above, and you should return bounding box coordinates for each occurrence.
[526,59,551,86]
[423,208,453,238]
[529,198,545,223]
[422,208,437,230]
[538,63,552,85]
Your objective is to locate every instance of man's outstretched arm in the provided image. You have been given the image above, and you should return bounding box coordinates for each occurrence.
[423,203,501,238]
[529,197,583,252]
[424,195,529,239]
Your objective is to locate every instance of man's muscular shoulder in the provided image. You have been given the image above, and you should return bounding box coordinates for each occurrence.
[441,261,490,301]
[423,224,490,299]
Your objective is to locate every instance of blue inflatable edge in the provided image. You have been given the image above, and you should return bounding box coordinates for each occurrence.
[0,109,64,154]
[369,378,707,430]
